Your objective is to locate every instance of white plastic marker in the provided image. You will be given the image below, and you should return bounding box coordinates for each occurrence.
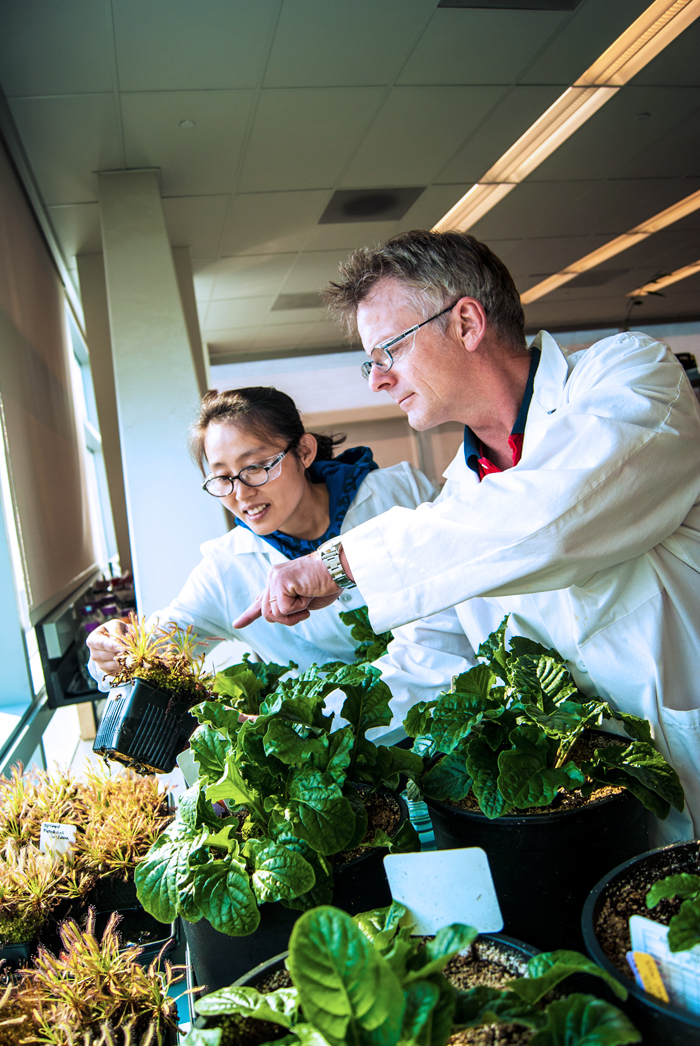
[630,914,700,1015]
[384,847,503,935]
[39,821,77,855]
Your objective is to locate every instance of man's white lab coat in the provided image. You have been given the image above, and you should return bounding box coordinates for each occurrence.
[343,331,700,843]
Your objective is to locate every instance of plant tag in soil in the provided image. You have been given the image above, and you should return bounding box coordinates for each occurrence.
[384,847,503,934]
[39,821,77,855]
[630,914,700,1014]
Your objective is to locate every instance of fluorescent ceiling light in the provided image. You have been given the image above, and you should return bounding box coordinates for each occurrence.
[628,258,700,296]
[433,0,700,234]
[520,187,700,303]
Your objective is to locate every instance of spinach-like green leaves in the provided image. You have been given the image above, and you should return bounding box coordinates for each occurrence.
[338,606,393,663]
[647,872,700,952]
[187,904,640,1046]
[406,617,684,820]
[136,659,420,936]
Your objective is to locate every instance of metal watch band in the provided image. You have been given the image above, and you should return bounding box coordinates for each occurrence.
[317,536,356,590]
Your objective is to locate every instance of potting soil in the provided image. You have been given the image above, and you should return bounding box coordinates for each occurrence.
[443,940,533,1046]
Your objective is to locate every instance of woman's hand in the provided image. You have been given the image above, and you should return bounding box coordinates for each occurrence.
[85,618,129,677]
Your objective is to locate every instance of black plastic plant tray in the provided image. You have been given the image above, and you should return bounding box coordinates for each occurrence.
[93,678,198,774]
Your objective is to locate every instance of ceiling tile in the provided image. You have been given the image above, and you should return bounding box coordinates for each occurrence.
[297,321,349,348]
[397,6,567,85]
[210,255,298,301]
[633,19,700,87]
[304,219,401,252]
[529,86,700,182]
[518,0,650,85]
[0,1,113,96]
[204,296,275,331]
[8,95,123,205]
[280,250,359,295]
[435,85,563,183]
[608,106,700,182]
[112,0,277,91]
[265,305,327,327]
[191,258,221,301]
[340,86,506,187]
[47,202,102,261]
[162,195,230,252]
[221,190,331,255]
[263,0,435,88]
[207,327,259,356]
[121,91,254,196]
[237,87,385,193]
[250,323,310,351]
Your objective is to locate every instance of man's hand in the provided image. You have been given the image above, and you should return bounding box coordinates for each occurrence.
[233,553,344,628]
[85,618,128,676]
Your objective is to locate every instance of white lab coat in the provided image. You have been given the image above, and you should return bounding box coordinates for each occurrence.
[90,462,436,685]
[342,331,700,844]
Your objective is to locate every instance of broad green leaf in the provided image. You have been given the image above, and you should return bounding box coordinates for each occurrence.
[192,856,260,936]
[423,973,457,1046]
[190,725,229,783]
[400,980,440,1046]
[406,924,478,982]
[337,664,393,740]
[516,951,627,1004]
[465,735,511,819]
[522,704,588,740]
[194,699,241,736]
[646,873,700,908]
[453,986,544,1029]
[135,818,205,923]
[497,725,583,808]
[180,1030,222,1046]
[509,636,551,659]
[264,718,327,766]
[510,654,577,712]
[293,1025,333,1046]
[528,993,641,1046]
[354,901,409,951]
[403,701,437,739]
[668,897,700,952]
[422,752,472,803]
[429,693,486,755]
[592,742,685,814]
[213,662,263,700]
[369,820,421,854]
[371,745,424,790]
[272,829,334,911]
[339,605,393,663]
[287,769,356,854]
[343,785,369,850]
[323,726,355,783]
[605,708,653,745]
[206,750,255,806]
[288,906,405,1046]
[412,735,439,760]
[451,664,498,701]
[195,984,299,1027]
[247,839,316,904]
[476,617,509,673]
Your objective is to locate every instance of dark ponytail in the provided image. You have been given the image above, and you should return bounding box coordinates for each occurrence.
[189,386,345,472]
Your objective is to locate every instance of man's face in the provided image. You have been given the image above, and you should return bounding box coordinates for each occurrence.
[356,278,471,431]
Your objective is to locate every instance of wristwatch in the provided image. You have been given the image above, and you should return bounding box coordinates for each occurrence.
[317,536,356,589]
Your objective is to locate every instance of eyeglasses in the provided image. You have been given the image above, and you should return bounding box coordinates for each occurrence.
[202,449,289,497]
[360,301,457,380]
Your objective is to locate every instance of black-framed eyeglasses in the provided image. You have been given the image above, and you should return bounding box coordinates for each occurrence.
[360,301,457,380]
[202,449,289,497]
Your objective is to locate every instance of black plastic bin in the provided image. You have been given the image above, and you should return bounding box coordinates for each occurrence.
[93,678,198,774]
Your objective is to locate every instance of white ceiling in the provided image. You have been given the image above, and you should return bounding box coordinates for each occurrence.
[1,0,699,363]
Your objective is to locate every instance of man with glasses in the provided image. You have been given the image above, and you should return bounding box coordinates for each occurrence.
[236,229,700,843]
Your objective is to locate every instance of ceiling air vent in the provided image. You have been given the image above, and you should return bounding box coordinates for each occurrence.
[319,187,425,225]
[438,1,583,9]
[272,292,324,312]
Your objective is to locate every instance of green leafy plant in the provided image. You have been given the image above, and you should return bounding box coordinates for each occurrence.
[646,873,700,952]
[135,661,422,937]
[185,902,640,1046]
[338,606,393,663]
[111,614,215,706]
[0,910,181,1045]
[406,617,684,820]
[212,653,296,717]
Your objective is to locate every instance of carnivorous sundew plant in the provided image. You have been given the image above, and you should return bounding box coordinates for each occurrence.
[110,615,215,707]
[185,902,641,1046]
[406,618,684,820]
[135,660,422,936]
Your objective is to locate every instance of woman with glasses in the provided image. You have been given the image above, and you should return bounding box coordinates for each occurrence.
[86,385,435,681]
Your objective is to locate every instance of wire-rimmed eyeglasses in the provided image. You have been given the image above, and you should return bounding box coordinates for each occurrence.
[360,301,457,380]
[202,449,289,497]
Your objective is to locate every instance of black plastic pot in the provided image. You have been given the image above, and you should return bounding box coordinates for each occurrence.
[194,931,538,1032]
[94,907,179,966]
[426,787,648,952]
[0,938,35,970]
[93,678,198,773]
[185,791,407,993]
[582,839,700,1046]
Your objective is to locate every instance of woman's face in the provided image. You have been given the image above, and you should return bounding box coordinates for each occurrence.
[202,422,316,535]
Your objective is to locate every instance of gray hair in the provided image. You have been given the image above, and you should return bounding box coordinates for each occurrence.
[323,230,526,350]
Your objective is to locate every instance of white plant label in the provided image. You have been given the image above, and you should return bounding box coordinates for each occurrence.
[630,914,700,1015]
[384,847,503,935]
[39,821,77,855]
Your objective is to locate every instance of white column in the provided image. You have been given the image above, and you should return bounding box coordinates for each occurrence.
[97,170,224,615]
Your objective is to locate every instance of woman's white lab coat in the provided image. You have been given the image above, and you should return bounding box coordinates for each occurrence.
[343,331,700,843]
